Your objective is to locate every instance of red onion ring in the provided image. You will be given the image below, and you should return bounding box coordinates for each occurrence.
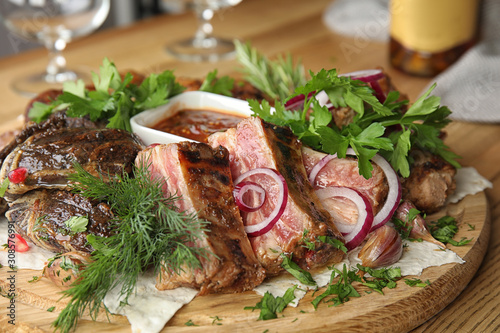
[308,148,401,233]
[233,181,266,212]
[315,187,373,251]
[234,168,288,237]
[370,154,402,232]
[339,69,385,83]
[308,153,337,185]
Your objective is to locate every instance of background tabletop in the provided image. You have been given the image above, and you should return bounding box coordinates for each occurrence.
[0,0,498,332]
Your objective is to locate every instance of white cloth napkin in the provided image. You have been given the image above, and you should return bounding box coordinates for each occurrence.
[323,0,500,123]
[428,0,500,123]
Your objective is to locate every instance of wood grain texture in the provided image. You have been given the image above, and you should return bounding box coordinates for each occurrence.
[0,192,489,332]
[0,0,499,331]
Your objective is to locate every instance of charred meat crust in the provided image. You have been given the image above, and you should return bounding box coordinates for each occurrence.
[0,127,144,199]
[401,149,456,213]
[209,117,345,275]
[139,142,265,294]
[261,121,345,270]
[5,190,114,253]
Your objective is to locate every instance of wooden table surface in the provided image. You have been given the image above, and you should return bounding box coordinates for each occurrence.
[0,0,498,332]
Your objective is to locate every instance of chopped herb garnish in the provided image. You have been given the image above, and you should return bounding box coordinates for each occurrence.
[28,58,185,132]
[235,40,306,101]
[244,285,297,320]
[185,319,198,326]
[404,278,431,288]
[28,276,41,283]
[248,67,459,179]
[52,163,211,333]
[47,306,56,312]
[429,216,473,246]
[0,178,10,197]
[280,254,316,286]
[467,223,476,231]
[64,216,89,234]
[312,265,361,309]
[210,316,223,326]
[199,70,234,96]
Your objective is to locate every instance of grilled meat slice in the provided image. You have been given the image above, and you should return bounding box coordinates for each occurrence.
[0,128,143,200]
[208,117,345,275]
[301,147,389,216]
[0,111,100,167]
[136,142,266,295]
[5,190,114,253]
[401,149,456,213]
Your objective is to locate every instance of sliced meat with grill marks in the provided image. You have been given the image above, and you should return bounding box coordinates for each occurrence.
[5,190,114,253]
[301,146,389,216]
[208,117,345,275]
[0,127,143,200]
[136,142,266,295]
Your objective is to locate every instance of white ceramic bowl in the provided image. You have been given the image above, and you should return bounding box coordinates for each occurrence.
[130,91,254,146]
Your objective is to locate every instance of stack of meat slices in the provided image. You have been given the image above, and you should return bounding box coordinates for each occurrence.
[208,117,345,275]
[136,142,266,294]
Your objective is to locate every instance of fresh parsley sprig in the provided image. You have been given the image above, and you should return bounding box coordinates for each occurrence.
[244,285,298,320]
[249,68,460,179]
[429,215,473,246]
[52,163,211,333]
[28,58,185,132]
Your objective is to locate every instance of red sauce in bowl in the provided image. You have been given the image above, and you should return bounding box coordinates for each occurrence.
[151,109,245,143]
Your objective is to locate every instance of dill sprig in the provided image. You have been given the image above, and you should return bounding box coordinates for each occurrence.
[52,163,210,333]
[234,40,306,101]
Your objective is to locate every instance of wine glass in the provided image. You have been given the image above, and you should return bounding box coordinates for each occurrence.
[166,0,242,62]
[0,0,111,97]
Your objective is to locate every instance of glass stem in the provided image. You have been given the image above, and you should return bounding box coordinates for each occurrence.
[45,38,68,82]
[192,4,216,49]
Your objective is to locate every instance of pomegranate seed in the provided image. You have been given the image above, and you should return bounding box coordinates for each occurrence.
[8,167,28,184]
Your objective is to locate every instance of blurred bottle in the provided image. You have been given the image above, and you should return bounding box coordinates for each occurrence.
[389,0,481,77]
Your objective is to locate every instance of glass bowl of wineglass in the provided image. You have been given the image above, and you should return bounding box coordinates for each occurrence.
[0,0,111,97]
[166,0,242,62]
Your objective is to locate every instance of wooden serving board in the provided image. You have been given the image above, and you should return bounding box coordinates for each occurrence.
[0,191,490,333]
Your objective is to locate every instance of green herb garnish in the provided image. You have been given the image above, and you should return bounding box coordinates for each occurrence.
[235,40,306,101]
[210,316,223,325]
[404,278,431,287]
[0,178,10,197]
[52,163,210,333]
[47,306,56,312]
[64,216,89,234]
[249,67,460,179]
[199,69,234,96]
[28,58,185,131]
[280,254,316,286]
[311,264,361,309]
[244,285,297,320]
[184,319,198,326]
[429,215,473,246]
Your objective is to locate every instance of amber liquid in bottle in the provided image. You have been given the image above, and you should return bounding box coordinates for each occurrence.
[389,0,480,77]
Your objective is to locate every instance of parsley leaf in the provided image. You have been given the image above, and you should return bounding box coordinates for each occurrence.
[280,254,316,286]
[312,265,361,309]
[244,286,297,320]
[64,216,89,234]
[404,278,431,288]
[429,216,473,246]
[27,58,185,132]
[199,70,234,96]
[247,65,459,179]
